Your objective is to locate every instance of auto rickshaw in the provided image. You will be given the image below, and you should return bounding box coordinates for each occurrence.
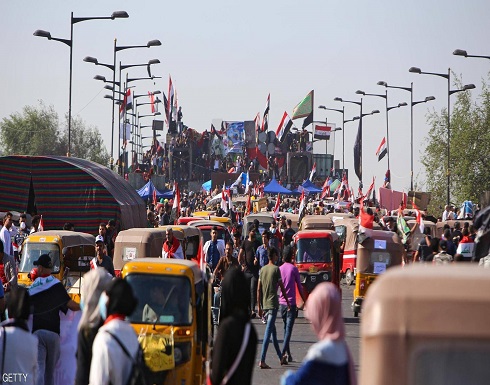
[299,215,335,231]
[188,220,231,246]
[293,229,341,300]
[435,219,473,238]
[361,265,490,385]
[18,230,95,302]
[113,228,167,277]
[122,258,211,385]
[242,213,274,235]
[159,225,204,268]
[352,229,405,317]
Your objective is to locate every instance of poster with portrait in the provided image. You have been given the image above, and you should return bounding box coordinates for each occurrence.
[223,121,246,154]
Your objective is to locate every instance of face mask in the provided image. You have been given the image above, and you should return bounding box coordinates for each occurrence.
[98,292,108,320]
[20,222,26,230]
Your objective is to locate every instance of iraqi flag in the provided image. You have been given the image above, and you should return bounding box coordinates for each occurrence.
[276,111,293,142]
[321,177,331,199]
[119,88,132,120]
[308,162,317,181]
[167,75,175,123]
[298,190,306,224]
[376,137,387,162]
[314,124,334,139]
[364,176,376,201]
[221,182,228,213]
[38,215,45,231]
[148,91,156,113]
[29,277,70,316]
[90,257,98,270]
[273,194,281,220]
[171,182,181,223]
[261,93,270,132]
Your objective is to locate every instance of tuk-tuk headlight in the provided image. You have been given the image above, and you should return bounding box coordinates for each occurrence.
[299,273,307,284]
[322,273,329,281]
[174,341,191,365]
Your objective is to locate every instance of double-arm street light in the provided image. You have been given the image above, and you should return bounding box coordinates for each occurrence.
[87,56,160,169]
[318,105,345,171]
[334,97,381,187]
[408,67,475,204]
[34,11,128,157]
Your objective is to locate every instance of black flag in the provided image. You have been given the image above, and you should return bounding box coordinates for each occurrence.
[353,120,362,182]
[302,112,313,128]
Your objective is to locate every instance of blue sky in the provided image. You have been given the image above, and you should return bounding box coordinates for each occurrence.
[2,0,489,192]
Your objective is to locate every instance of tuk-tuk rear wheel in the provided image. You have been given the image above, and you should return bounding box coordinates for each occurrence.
[345,269,354,286]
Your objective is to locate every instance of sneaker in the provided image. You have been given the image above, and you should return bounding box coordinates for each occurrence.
[261,316,267,324]
[287,355,293,362]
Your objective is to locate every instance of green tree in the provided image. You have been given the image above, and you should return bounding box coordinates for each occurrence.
[422,75,490,215]
[0,101,110,166]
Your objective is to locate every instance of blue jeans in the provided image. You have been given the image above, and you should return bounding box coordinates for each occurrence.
[212,286,221,325]
[34,329,60,385]
[260,308,282,362]
[280,304,297,357]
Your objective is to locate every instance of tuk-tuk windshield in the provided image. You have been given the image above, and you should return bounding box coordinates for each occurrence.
[126,274,192,326]
[19,243,61,274]
[296,238,331,263]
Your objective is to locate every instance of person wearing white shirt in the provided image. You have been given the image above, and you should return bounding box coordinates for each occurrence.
[89,279,139,385]
[0,213,13,257]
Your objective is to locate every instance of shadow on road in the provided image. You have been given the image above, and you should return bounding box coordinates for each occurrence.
[344,317,360,324]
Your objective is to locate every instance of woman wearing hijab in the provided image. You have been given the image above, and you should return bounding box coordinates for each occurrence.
[281,282,357,385]
[75,269,112,385]
[210,267,257,385]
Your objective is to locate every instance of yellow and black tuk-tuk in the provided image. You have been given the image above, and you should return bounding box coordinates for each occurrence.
[122,258,210,385]
[18,230,95,302]
[361,265,490,385]
[352,229,405,317]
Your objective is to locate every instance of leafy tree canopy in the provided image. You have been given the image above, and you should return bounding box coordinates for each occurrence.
[0,101,109,166]
[421,74,490,215]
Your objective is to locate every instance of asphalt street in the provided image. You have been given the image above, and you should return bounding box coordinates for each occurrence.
[251,283,359,385]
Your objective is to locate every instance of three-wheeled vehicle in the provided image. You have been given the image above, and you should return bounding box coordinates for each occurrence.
[113,228,167,277]
[18,230,95,302]
[123,258,211,385]
[435,219,473,238]
[299,215,335,231]
[242,213,275,235]
[293,229,341,300]
[361,265,490,385]
[352,229,405,317]
[188,220,231,246]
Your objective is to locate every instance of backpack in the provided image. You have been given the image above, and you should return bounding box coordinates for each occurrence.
[106,331,148,385]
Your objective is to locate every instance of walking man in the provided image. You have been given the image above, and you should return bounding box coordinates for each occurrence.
[279,245,306,363]
[257,248,290,369]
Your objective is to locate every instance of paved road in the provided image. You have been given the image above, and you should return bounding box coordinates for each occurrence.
[251,283,359,385]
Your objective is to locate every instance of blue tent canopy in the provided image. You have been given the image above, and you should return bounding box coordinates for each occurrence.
[136,180,172,200]
[263,178,292,194]
[297,180,322,195]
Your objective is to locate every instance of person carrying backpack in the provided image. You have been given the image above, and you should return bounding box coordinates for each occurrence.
[89,278,144,385]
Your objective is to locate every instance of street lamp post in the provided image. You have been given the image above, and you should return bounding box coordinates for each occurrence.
[318,105,345,171]
[334,98,363,186]
[33,11,128,157]
[453,49,490,60]
[408,67,475,204]
[86,57,160,169]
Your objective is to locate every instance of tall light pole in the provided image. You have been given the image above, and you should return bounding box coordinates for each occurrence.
[334,97,363,186]
[408,67,475,204]
[86,57,160,169]
[33,11,128,157]
[318,105,345,171]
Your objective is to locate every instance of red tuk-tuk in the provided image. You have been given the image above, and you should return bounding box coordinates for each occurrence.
[293,229,341,300]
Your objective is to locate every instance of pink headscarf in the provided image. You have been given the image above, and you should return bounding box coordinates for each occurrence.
[305,282,357,385]
[305,282,345,341]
